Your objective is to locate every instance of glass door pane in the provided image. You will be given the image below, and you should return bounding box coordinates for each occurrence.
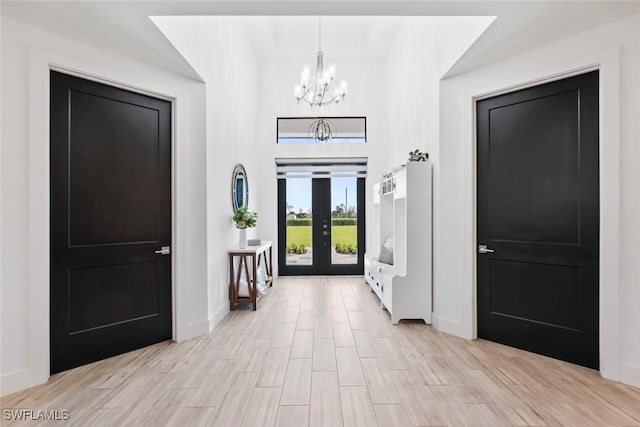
[285,178,313,266]
[278,175,364,276]
[330,177,358,265]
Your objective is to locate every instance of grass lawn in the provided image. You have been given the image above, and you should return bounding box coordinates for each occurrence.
[286,226,312,248]
[287,225,357,248]
[331,225,358,247]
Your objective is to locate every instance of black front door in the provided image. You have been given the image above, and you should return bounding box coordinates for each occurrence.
[50,71,172,373]
[278,177,365,275]
[477,71,599,369]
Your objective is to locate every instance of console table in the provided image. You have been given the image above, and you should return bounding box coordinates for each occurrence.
[228,241,273,311]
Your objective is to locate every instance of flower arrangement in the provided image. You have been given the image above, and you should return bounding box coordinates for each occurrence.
[233,206,258,229]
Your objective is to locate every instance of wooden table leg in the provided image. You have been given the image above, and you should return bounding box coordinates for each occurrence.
[268,246,273,287]
[238,255,247,309]
[229,253,235,311]
[252,254,258,311]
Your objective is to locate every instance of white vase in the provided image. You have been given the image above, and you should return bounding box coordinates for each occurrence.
[238,228,247,249]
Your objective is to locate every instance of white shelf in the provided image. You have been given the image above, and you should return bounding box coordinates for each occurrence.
[365,161,432,324]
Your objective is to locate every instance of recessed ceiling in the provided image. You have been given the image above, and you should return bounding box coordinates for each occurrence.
[2,1,639,79]
[237,16,404,60]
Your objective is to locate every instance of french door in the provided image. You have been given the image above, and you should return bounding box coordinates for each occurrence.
[278,177,365,275]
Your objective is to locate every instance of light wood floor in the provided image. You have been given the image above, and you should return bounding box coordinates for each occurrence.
[2,276,640,426]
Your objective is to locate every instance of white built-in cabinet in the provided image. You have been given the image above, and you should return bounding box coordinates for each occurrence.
[364,161,432,324]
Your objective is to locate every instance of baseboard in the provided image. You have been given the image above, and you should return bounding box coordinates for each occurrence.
[208,303,230,333]
[182,302,231,341]
[620,363,640,388]
[0,369,46,397]
[182,318,211,341]
[431,313,470,339]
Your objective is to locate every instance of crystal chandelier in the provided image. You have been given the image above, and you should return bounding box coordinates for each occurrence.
[294,17,348,107]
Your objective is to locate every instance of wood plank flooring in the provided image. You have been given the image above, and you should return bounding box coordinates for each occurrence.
[2,276,640,426]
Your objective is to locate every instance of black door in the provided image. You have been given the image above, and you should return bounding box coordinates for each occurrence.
[278,177,365,275]
[50,71,172,373]
[477,71,599,369]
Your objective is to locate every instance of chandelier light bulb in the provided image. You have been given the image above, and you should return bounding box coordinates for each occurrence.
[339,80,348,95]
[301,67,310,87]
[322,70,330,85]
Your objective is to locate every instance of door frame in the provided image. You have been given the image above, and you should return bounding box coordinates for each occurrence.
[464,49,621,379]
[20,50,187,394]
[278,177,366,276]
[47,65,178,363]
[474,67,602,369]
[49,70,174,373]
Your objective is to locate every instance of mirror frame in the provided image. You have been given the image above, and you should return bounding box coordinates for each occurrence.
[232,164,249,212]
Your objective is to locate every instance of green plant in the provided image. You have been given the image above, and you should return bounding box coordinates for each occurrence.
[408,149,429,162]
[335,243,357,254]
[287,218,313,227]
[286,243,307,254]
[383,172,393,179]
[233,206,258,229]
[331,218,357,226]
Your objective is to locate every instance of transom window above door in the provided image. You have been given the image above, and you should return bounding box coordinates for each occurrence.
[277,117,366,144]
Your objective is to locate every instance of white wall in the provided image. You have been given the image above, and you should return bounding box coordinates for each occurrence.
[382,18,439,170]
[152,16,262,328]
[0,17,209,395]
[379,16,493,168]
[380,17,492,324]
[436,13,640,387]
[433,16,496,79]
[202,18,261,325]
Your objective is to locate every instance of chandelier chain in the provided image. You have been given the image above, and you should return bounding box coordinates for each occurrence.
[318,16,322,51]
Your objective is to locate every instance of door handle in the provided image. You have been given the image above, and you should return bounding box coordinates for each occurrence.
[478,244,494,254]
[155,246,171,255]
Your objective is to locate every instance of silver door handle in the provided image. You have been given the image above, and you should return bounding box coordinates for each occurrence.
[478,244,494,254]
[155,246,171,255]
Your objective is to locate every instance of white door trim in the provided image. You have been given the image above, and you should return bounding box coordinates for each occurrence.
[464,48,620,380]
[2,47,188,396]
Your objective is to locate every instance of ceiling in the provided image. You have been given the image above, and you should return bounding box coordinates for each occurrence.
[237,16,404,61]
[2,1,639,80]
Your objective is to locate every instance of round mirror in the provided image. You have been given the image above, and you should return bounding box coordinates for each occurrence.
[232,164,249,212]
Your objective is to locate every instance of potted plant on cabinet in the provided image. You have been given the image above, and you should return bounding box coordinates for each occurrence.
[408,149,429,162]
